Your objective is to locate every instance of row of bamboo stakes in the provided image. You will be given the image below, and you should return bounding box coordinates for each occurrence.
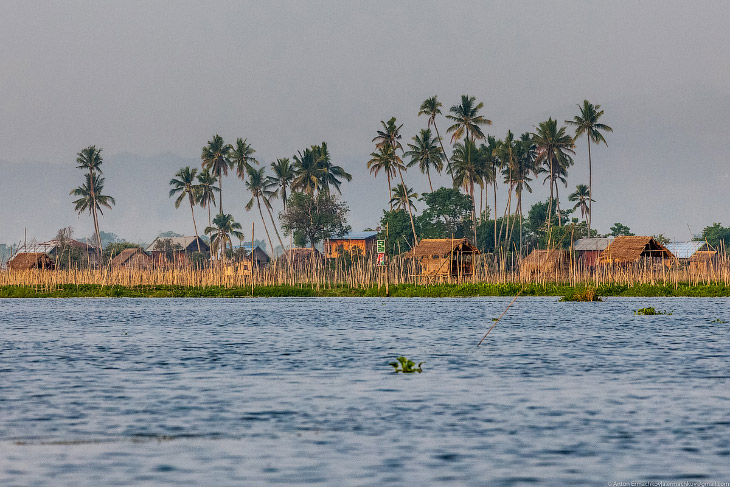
[2,252,728,293]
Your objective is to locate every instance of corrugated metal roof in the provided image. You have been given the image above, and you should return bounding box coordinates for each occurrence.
[146,236,206,252]
[664,241,708,259]
[573,237,614,251]
[331,231,378,240]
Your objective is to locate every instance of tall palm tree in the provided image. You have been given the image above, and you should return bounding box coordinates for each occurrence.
[446,94,492,144]
[373,117,417,243]
[568,184,593,222]
[566,100,612,235]
[367,145,397,211]
[196,168,220,229]
[291,147,325,194]
[532,118,575,236]
[232,137,257,180]
[204,213,243,264]
[497,131,518,247]
[418,96,450,165]
[479,136,500,250]
[404,128,444,192]
[449,139,481,244]
[169,166,202,252]
[389,183,418,212]
[513,133,537,255]
[201,134,232,216]
[75,146,105,253]
[314,142,352,195]
[270,158,295,209]
[71,173,115,255]
[244,166,279,254]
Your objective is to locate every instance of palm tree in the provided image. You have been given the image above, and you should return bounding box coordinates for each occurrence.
[291,147,325,194]
[446,94,492,144]
[404,128,444,192]
[532,118,575,236]
[204,213,243,264]
[196,168,220,229]
[232,137,257,180]
[389,183,418,212]
[569,184,593,222]
[566,100,612,235]
[449,139,481,244]
[314,142,352,195]
[418,96,451,165]
[367,145,397,210]
[201,134,232,216]
[243,166,279,254]
[270,158,295,209]
[169,166,202,252]
[71,173,115,256]
[373,117,417,243]
[513,133,537,255]
[479,136,500,250]
[75,146,105,254]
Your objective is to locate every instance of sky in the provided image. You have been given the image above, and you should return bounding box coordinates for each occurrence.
[1,1,729,246]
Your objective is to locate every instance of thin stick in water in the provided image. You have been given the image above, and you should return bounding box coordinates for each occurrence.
[477,289,522,347]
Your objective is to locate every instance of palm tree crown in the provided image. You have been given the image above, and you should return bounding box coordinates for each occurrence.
[389,183,418,212]
[201,134,233,215]
[446,95,492,143]
[404,128,444,192]
[232,138,257,179]
[568,183,594,220]
[71,173,115,216]
[270,158,295,209]
[204,213,243,262]
[169,166,202,251]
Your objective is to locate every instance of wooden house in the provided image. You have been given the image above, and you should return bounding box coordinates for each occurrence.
[7,252,55,270]
[145,236,209,265]
[598,236,674,266]
[573,237,614,267]
[14,239,99,267]
[412,238,479,280]
[110,248,152,269]
[326,231,378,258]
[233,243,271,267]
[520,249,569,277]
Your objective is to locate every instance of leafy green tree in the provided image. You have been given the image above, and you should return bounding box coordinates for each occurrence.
[566,100,613,235]
[697,223,730,253]
[201,134,233,215]
[389,183,418,212]
[418,95,451,167]
[205,213,244,263]
[70,172,115,253]
[153,238,185,263]
[196,168,219,229]
[524,200,570,248]
[404,128,444,192]
[270,158,295,209]
[169,166,202,252]
[378,209,416,255]
[610,222,634,236]
[532,118,575,233]
[75,146,107,253]
[652,234,670,246]
[568,184,593,222]
[279,191,350,250]
[417,187,473,239]
[373,117,417,243]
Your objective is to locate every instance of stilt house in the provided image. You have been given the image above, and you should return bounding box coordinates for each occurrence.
[520,249,569,277]
[412,238,479,280]
[598,236,674,266]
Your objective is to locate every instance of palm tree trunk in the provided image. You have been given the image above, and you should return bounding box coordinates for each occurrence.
[256,197,275,258]
[398,168,417,244]
[218,168,224,216]
[587,138,592,236]
[89,168,102,264]
[555,181,561,227]
[387,172,393,211]
[547,155,554,239]
[493,181,498,251]
[264,198,285,251]
[189,198,201,252]
[470,180,477,245]
[426,166,433,193]
[432,122,452,184]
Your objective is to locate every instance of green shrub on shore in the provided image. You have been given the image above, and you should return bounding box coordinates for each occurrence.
[560,288,602,302]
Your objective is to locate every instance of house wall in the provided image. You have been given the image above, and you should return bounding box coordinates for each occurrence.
[327,238,375,258]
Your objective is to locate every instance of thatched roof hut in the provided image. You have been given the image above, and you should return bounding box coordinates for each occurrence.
[411,238,479,279]
[598,236,674,265]
[520,249,569,277]
[111,248,152,269]
[7,252,55,270]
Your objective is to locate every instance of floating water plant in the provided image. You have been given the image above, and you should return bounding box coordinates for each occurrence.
[389,356,424,373]
[634,307,672,315]
[560,288,602,302]
[711,318,727,323]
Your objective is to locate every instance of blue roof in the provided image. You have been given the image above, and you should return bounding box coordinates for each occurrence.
[331,231,378,240]
[664,241,708,259]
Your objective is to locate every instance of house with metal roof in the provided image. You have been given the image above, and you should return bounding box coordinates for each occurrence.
[573,237,614,267]
[326,231,378,258]
[232,243,271,266]
[664,241,718,271]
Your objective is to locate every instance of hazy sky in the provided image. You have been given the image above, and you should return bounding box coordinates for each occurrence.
[1,1,729,245]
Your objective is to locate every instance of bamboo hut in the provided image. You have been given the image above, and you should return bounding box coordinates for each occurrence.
[520,249,569,277]
[598,236,674,266]
[7,252,55,270]
[110,248,152,269]
[412,238,479,281]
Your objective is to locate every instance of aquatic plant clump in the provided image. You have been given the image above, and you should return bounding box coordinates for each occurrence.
[634,307,672,315]
[389,356,424,373]
[560,288,602,302]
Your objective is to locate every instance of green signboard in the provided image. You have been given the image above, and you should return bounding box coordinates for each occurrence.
[376,239,385,253]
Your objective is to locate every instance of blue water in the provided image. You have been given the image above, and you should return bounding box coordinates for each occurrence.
[1,297,729,486]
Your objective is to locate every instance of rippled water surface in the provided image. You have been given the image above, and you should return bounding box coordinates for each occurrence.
[1,297,730,486]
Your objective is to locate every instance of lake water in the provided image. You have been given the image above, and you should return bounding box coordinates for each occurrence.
[1,297,729,486]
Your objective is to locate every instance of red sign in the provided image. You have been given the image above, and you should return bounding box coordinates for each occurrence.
[376,252,387,266]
